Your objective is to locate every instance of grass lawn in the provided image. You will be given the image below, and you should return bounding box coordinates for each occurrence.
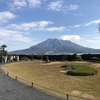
[2,60,100,100]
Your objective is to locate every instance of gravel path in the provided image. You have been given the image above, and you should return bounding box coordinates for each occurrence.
[0,65,61,100]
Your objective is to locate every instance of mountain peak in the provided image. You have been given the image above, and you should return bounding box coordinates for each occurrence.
[9,38,100,54]
[46,38,60,41]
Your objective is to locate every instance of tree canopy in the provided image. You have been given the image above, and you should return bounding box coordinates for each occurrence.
[0,44,7,56]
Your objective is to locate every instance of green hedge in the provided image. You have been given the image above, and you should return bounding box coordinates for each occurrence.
[66,65,97,76]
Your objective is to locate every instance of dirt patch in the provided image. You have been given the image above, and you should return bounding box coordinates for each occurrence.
[42,61,89,65]
[42,62,63,65]
[81,94,95,99]
[71,61,88,64]
[91,63,100,68]
[71,90,95,100]
[60,70,67,73]
[71,90,82,96]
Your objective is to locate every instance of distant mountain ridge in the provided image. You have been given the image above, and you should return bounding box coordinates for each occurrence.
[9,38,100,54]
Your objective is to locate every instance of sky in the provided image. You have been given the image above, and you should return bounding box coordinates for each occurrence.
[0,0,100,52]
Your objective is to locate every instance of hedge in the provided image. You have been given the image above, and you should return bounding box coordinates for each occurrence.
[66,65,97,76]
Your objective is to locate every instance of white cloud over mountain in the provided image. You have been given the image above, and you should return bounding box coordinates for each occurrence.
[61,35,100,49]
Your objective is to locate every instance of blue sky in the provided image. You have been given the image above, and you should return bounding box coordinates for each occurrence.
[0,0,100,51]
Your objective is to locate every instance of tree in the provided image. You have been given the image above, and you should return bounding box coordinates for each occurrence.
[62,55,67,61]
[72,53,77,60]
[1,44,7,55]
[1,44,7,51]
[75,56,83,61]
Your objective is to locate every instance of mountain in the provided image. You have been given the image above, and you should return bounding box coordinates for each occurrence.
[9,38,100,54]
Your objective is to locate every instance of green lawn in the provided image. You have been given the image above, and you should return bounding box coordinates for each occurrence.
[2,61,100,100]
[66,64,97,76]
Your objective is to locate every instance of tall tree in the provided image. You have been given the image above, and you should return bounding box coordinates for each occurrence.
[1,44,7,55]
[1,44,7,51]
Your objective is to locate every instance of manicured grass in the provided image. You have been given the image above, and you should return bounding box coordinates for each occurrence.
[2,61,100,100]
[66,65,97,76]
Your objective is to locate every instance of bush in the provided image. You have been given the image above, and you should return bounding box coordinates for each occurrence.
[75,56,83,61]
[22,57,28,61]
[66,65,97,76]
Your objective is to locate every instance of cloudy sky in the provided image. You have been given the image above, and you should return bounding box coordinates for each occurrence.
[0,0,100,51]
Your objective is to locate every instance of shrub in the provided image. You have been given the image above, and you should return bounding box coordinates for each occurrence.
[66,65,97,76]
[75,56,83,61]
[22,57,28,61]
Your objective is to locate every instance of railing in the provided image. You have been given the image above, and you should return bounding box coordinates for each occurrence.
[1,68,94,100]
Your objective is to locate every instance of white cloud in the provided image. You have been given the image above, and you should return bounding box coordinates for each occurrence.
[39,21,53,28]
[0,27,32,43]
[46,26,65,31]
[0,27,40,51]
[7,21,53,31]
[7,0,27,10]
[47,1,63,11]
[28,0,41,8]
[94,36,100,40]
[60,35,100,49]
[0,11,16,23]
[74,24,82,28]
[7,0,79,12]
[66,5,79,11]
[61,35,81,41]
[85,39,99,43]
[8,0,43,10]
[12,34,32,43]
[85,19,100,26]
[7,21,66,32]
[47,1,79,13]
[14,0,27,8]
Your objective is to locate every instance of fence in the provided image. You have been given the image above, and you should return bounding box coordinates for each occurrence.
[1,68,94,100]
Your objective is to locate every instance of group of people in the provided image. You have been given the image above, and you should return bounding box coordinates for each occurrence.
[0,55,20,63]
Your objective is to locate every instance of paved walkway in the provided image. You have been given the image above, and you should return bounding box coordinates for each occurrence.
[0,64,61,100]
